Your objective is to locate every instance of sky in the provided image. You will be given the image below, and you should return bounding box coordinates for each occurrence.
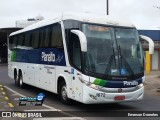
[0,0,160,29]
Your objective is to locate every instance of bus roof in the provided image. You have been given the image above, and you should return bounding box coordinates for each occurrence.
[10,12,135,36]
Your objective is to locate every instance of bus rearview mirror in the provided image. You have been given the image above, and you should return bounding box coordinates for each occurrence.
[140,35,154,54]
[71,30,87,52]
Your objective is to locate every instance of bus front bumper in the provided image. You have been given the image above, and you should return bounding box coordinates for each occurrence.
[82,84,144,104]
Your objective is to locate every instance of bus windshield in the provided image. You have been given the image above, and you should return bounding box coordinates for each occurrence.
[82,24,144,78]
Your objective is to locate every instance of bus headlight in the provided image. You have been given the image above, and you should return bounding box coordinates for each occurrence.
[90,84,100,90]
[78,77,101,90]
[137,83,143,89]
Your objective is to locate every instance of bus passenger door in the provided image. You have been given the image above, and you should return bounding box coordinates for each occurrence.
[70,34,83,102]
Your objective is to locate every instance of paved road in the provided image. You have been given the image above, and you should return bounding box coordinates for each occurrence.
[0,65,160,120]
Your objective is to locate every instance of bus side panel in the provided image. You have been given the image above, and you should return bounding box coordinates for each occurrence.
[21,63,35,86]
[8,62,16,79]
[35,64,56,92]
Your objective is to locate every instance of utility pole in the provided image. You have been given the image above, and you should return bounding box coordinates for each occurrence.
[106,0,109,15]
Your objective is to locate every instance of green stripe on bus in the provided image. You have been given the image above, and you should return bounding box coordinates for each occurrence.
[11,51,16,62]
[93,79,107,86]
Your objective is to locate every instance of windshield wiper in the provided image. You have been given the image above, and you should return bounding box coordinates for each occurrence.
[112,43,116,66]
[104,54,114,75]
[118,46,135,77]
[104,43,116,75]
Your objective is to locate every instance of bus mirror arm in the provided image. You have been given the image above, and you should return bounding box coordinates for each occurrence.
[71,30,87,52]
[139,35,154,54]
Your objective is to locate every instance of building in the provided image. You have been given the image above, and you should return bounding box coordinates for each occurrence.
[16,15,44,28]
[139,30,160,71]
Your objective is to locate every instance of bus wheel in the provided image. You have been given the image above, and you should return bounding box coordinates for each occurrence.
[18,73,25,88]
[14,71,19,86]
[60,82,70,104]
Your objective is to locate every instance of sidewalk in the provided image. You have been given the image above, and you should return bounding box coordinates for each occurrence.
[144,71,160,96]
[145,71,160,77]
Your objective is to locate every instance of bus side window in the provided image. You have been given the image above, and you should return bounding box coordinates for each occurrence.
[9,37,13,50]
[24,32,31,49]
[44,27,50,48]
[39,28,45,48]
[71,33,81,70]
[13,36,17,49]
[32,30,39,49]
[9,36,16,50]
[17,34,25,49]
[50,23,63,49]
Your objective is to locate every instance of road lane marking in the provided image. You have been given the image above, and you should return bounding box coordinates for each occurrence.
[1,87,4,90]
[4,86,84,119]
[0,84,2,86]
[2,92,6,95]
[42,104,61,111]
[4,96,8,100]
[12,93,20,96]
[14,98,19,100]
[4,86,61,111]
[4,86,25,97]
[8,103,14,107]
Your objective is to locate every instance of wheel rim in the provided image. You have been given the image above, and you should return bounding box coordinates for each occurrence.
[61,85,67,101]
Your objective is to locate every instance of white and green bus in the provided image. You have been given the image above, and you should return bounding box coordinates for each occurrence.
[8,12,154,104]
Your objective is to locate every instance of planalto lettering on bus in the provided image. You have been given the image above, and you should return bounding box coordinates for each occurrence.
[123,81,138,86]
[41,52,55,62]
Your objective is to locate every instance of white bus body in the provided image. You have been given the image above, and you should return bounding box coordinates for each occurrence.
[8,12,154,104]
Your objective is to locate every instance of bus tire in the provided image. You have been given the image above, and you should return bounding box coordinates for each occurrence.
[18,72,25,88]
[59,82,70,104]
[14,70,19,86]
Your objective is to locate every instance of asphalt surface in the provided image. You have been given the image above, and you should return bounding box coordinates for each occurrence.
[0,64,160,120]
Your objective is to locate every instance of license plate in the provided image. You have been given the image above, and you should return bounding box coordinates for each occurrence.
[114,96,125,100]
